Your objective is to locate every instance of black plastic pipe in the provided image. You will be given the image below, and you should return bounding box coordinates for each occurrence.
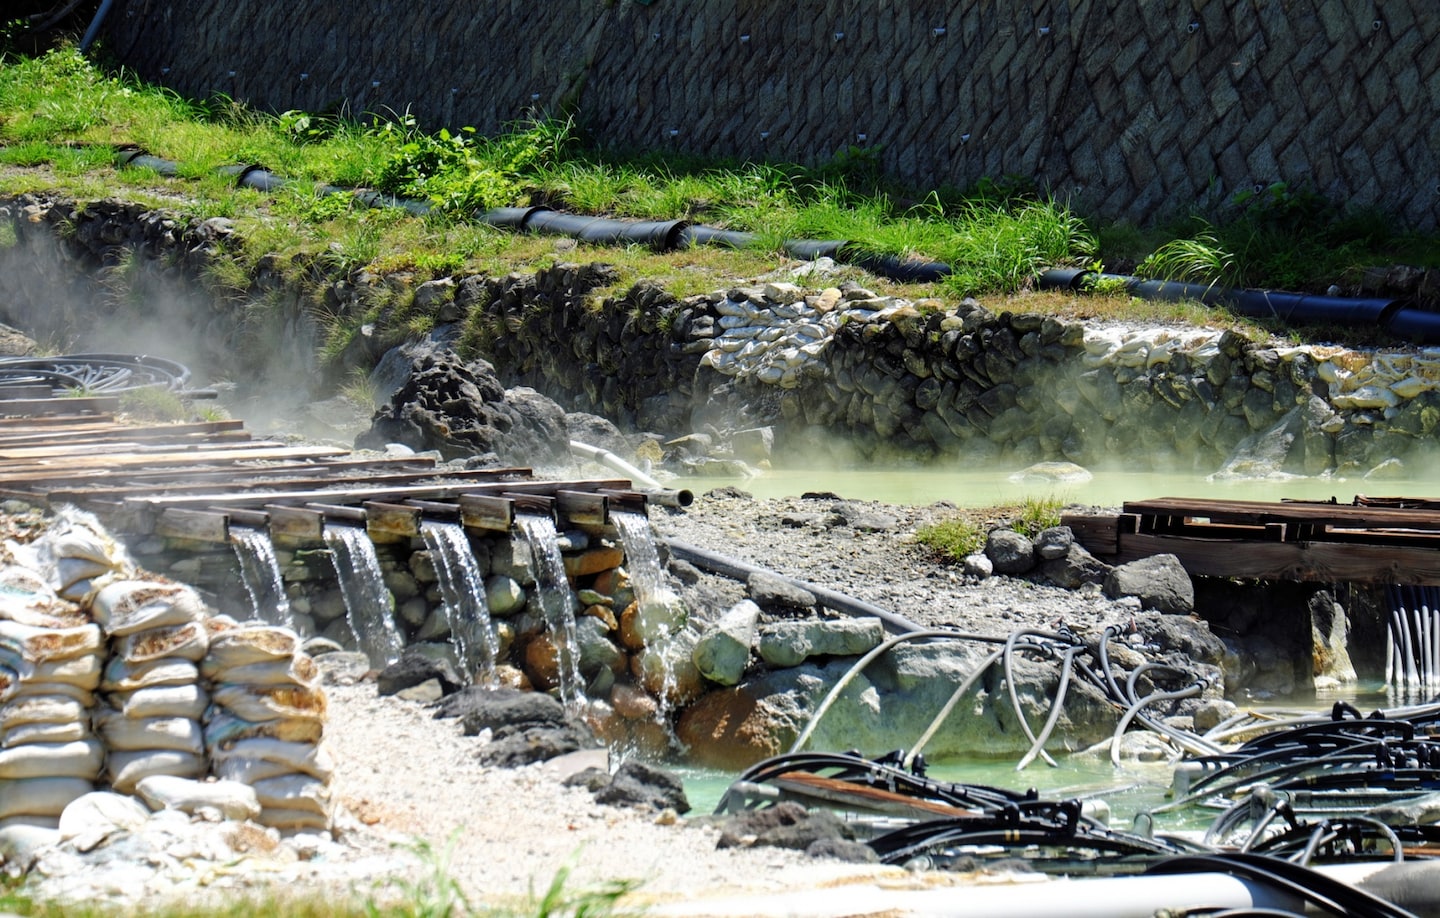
[522,209,689,251]
[662,537,927,635]
[681,225,757,249]
[1037,268,1425,340]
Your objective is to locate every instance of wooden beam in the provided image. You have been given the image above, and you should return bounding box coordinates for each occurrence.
[1124,496,1440,533]
[265,505,325,543]
[154,508,230,543]
[1113,531,1440,585]
[41,466,530,503]
[0,396,119,415]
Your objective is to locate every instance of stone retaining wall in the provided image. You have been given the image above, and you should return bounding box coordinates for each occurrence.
[101,1,1440,228]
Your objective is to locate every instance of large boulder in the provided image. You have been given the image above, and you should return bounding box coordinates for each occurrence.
[692,600,760,686]
[355,352,570,466]
[1104,554,1194,614]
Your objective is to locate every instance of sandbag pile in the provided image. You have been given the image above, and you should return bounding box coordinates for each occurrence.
[0,569,106,828]
[201,622,333,831]
[91,580,210,794]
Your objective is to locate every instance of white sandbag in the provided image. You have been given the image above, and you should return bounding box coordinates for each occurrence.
[110,683,207,720]
[105,749,204,795]
[12,653,102,691]
[100,655,198,693]
[54,557,111,593]
[42,509,129,567]
[203,709,323,747]
[0,620,103,663]
[201,626,303,674]
[0,719,88,748]
[9,681,95,707]
[200,653,318,688]
[56,791,149,845]
[0,739,103,779]
[91,581,206,637]
[134,775,261,821]
[207,738,335,781]
[114,621,209,664]
[210,683,326,723]
[94,711,202,755]
[0,694,87,730]
[0,575,86,629]
[250,773,330,815]
[0,777,93,819]
[0,820,60,870]
[58,576,106,603]
[210,757,301,784]
[254,806,331,831]
[0,815,60,831]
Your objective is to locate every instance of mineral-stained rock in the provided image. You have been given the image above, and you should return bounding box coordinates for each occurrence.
[1104,555,1194,615]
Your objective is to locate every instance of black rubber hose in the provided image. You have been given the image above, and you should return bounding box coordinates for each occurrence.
[661,537,926,635]
[849,252,952,283]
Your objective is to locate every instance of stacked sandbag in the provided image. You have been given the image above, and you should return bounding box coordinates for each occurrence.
[20,506,135,603]
[91,580,210,794]
[201,621,333,831]
[0,569,106,828]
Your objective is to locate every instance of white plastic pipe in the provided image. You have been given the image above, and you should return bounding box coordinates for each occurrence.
[569,439,665,490]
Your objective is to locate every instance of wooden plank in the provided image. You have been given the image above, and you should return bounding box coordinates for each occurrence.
[1059,513,1119,556]
[265,505,325,543]
[1124,496,1440,532]
[0,413,115,428]
[125,478,630,513]
[364,501,421,538]
[0,385,58,399]
[42,467,527,503]
[0,456,440,487]
[0,437,276,460]
[459,494,514,531]
[0,444,347,473]
[154,508,230,543]
[769,772,982,819]
[0,396,119,415]
[0,419,245,447]
[1113,531,1440,585]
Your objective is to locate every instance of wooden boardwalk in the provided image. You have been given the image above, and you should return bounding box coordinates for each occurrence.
[0,406,647,545]
[1064,496,1440,586]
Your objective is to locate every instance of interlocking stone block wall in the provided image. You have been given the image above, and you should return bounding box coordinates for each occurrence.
[104,1,1439,227]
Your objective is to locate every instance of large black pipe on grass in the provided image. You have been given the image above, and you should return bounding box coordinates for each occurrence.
[1037,268,1419,338]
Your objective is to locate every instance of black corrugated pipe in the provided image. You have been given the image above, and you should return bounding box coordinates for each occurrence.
[1038,268,1409,337]
[114,149,179,176]
[849,252,953,284]
[782,238,849,260]
[681,225,758,248]
[520,209,689,251]
[478,206,552,231]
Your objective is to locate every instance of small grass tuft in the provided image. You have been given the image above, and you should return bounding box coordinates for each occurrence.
[914,516,986,562]
[1011,495,1064,538]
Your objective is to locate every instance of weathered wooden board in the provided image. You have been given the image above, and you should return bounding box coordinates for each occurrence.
[0,396,120,415]
[124,477,632,513]
[1123,496,1440,533]
[43,466,527,503]
[1110,532,1440,585]
[154,508,230,543]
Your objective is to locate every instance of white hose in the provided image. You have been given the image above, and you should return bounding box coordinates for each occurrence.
[568,439,666,490]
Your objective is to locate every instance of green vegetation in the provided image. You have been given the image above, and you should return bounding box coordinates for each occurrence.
[1011,495,1065,539]
[914,516,985,562]
[0,48,1435,365]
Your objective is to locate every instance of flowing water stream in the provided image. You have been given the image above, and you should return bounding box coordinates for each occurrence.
[231,527,293,629]
[324,524,405,667]
[420,520,500,686]
[609,508,686,731]
[514,513,586,710]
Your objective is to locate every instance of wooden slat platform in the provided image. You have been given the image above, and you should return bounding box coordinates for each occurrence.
[0,389,649,543]
[1066,495,1440,586]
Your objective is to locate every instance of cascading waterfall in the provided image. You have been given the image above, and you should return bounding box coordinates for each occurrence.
[231,527,294,629]
[1385,584,1440,695]
[513,512,585,710]
[420,520,499,686]
[324,524,404,667]
[609,508,686,725]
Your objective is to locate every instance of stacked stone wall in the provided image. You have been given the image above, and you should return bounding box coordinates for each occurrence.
[102,1,1440,228]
